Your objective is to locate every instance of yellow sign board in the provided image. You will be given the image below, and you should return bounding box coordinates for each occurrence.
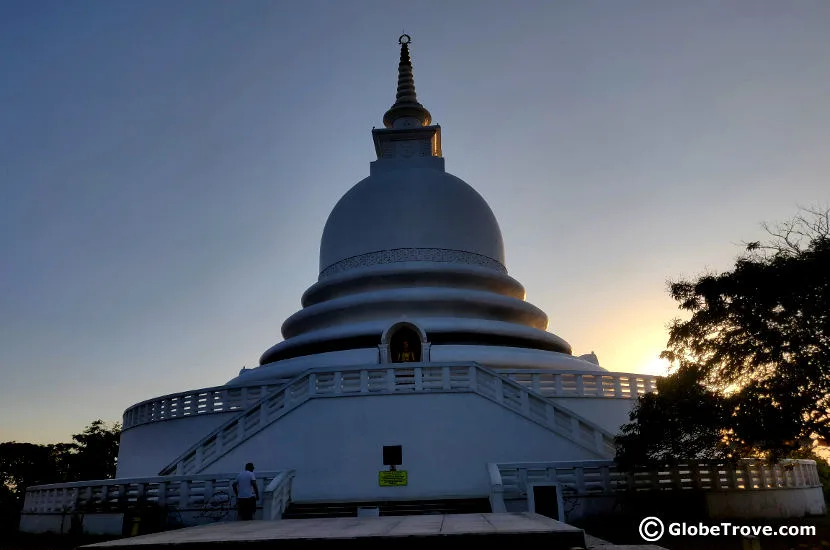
[379,470,408,487]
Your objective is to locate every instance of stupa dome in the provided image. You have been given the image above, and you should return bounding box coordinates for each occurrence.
[319,167,505,277]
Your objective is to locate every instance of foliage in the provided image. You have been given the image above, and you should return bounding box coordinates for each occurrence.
[614,365,733,470]
[0,419,121,529]
[617,208,830,465]
[66,419,121,482]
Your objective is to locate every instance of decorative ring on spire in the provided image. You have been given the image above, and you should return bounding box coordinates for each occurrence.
[399,34,411,45]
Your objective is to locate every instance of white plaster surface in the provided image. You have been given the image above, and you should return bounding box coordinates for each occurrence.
[319,167,505,273]
[547,398,635,435]
[117,412,239,477]
[200,393,602,502]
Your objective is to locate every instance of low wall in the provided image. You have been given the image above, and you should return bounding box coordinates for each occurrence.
[18,513,123,536]
[494,459,827,522]
[707,487,826,519]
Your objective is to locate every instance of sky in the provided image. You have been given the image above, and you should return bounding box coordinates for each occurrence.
[1,0,829,444]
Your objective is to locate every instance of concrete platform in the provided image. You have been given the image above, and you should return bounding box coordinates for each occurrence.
[81,512,587,549]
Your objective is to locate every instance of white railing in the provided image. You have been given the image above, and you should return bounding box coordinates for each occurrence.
[262,470,296,521]
[488,459,823,511]
[160,363,617,476]
[124,370,657,430]
[499,370,658,399]
[487,462,507,513]
[122,382,288,429]
[22,471,291,520]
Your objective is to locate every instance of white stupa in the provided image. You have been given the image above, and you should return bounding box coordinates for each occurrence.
[115,35,657,507]
[24,38,823,536]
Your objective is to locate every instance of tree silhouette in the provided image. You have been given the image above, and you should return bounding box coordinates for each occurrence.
[0,419,120,532]
[617,207,830,464]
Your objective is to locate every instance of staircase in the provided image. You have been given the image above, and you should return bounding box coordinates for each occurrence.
[283,497,492,519]
[159,363,617,476]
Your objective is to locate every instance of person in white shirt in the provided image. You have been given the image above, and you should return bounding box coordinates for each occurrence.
[232,462,259,520]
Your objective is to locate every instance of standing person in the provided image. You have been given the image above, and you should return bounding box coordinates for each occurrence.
[232,462,259,520]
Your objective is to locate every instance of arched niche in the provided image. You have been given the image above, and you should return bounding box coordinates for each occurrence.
[379,321,430,364]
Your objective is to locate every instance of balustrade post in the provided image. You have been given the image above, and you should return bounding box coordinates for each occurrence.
[613,376,623,398]
[387,369,395,392]
[575,467,586,494]
[712,464,723,490]
[594,431,605,454]
[194,446,204,472]
[690,462,701,490]
[518,469,528,496]
[334,371,343,394]
[72,487,80,512]
[671,465,683,490]
[575,375,584,396]
[726,464,738,490]
[545,403,556,427]
[741,462,754,489]
[157,482,167,508]
[360,370,369,393]
[414,368,423,391]
[469,366,477,391]
[309,373,318,396]
[554,374,563,396]
[495,378,504,403]
[520,390,530,415]
[442,367,451,390]
[758,463,769,488]
[600,465,611,493]
[531,374,541,394]
[570,415,580,438]
[83,486,93,511]
[179,480,191,510]
[116,484,127,510]
[650,469,660,491]
[203,480,214,507]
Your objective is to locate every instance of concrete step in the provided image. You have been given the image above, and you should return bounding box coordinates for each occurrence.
[283,498,491,519]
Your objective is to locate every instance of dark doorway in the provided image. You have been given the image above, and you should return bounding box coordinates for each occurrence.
[390,327,421,363]
[532,485,561,521]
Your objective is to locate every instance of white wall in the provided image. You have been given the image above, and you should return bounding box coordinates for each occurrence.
[19,513,123,536]
[202,392,601,502]
[548,398,635,435]
[706,487,826,518]
[117,412,239,477]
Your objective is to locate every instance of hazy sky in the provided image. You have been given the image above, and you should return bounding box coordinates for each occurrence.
[2,0,829,444]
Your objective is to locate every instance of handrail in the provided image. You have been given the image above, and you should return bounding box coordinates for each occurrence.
[123,367,658,430]
[491,459,822,499]
[487,463,507,513]
[263,470,296,520]
[122,381,288,430]
[498,369,659,399]
[22,471,288,514]
[159,363,617,477]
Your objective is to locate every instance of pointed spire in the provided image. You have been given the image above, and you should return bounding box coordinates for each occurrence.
[382,34,432,129]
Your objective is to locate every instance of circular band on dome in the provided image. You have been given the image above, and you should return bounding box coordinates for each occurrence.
[320,248,506,280]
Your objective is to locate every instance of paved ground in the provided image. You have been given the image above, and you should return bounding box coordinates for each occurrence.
[5,515,829,549]
[81,512,586,548]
